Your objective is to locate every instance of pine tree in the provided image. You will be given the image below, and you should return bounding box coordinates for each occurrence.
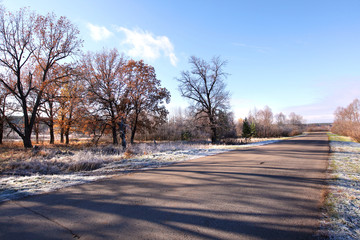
[250,122,257,138]
[242,118,251,139]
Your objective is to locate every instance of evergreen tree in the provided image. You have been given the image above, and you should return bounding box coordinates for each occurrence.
[242,118,251,139]
[250,122,257,138]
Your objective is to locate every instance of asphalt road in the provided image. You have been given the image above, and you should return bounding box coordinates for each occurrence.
[0,132,329,240]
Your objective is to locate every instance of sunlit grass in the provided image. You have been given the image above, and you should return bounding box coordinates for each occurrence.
[323,192,339,219]
[322,132,360,239]
[327,133,353,142]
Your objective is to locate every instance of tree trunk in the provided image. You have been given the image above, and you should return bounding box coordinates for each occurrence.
[119,118,126,150]
[211,126,217,144]
[130,125,136,144]
[34,122,39,144]
[65,128,70,145]
[111,122,118,145]
[209,115,217,144]
[48,102,55,144]
[35,130,39,144]
[60,127,64,143]
[130,115,138,144]
[121,133,126,150]
[49,122,54,144]
[0,118,3,144]
[23,131,33,148]
[60,112,65,143]
[21,100,33,148]
[65,134,69,144]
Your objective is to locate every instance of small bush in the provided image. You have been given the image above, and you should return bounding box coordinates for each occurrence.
[289,129,302,136]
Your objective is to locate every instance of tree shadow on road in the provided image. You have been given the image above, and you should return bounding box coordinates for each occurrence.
[0,132,330,239]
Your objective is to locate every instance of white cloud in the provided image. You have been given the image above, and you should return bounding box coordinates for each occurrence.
[87,23,113,42]
[117,27,178,66]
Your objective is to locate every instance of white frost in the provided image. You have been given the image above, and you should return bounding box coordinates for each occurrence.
[0,139,281,202]
[321,139,360,240]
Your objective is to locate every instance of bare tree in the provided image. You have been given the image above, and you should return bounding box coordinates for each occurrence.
[288,112,304,126]
[274,112,291,136]
[257,106,274,137]
[0,8,82,148]
[177,56,230,143]
[332,99,360,141]
[275,112,286,126]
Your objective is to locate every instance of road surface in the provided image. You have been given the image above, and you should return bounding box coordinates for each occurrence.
[0,132,329,240]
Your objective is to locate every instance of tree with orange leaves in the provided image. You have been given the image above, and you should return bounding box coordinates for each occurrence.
[125,60,170,144]
[83,48,128,146]
[0,7,82,148]
[56,75,85,144]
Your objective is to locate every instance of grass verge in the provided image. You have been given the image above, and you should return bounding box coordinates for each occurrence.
[320,133,360,240]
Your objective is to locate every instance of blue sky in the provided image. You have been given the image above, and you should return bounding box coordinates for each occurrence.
[3,0,360,123]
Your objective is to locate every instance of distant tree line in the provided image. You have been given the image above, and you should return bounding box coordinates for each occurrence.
[238,106,305,139]
[133,105,305,143]
[134,107,236,142]
[332,98,360,142]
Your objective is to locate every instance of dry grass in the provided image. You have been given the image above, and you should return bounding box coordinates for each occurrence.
[0,149,32,167]
[0,137,284,175]
[0,136,288,203]
[123,149,135,159]
[0,140,127,174]
[67,161,103,172]
[321,133,360,239]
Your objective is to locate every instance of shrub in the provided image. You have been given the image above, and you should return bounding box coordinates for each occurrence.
[289,129,302,136]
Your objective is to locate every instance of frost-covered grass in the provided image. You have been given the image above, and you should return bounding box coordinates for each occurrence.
[0,138,283,202]
[321,133,360,240]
